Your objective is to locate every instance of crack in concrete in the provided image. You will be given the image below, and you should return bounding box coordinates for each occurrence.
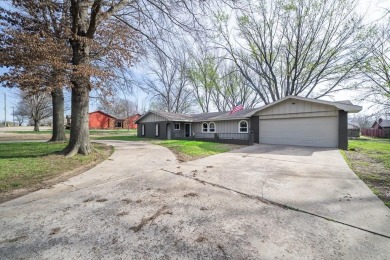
[161,168,390,240]
[243,154,347,168]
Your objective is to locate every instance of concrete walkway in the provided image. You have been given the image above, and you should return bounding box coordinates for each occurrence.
[1,141,389,259]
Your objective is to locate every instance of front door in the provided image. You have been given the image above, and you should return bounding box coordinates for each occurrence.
[166,123,171,140]
[185,123,191,138]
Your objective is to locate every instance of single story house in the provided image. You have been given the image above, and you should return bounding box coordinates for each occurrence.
[135,96,362,149]
[89,111,141,129]
[372,118,390,130]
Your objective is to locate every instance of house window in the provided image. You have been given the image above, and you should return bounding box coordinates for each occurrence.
[174,123,180,130]
[202,122,208,133]
[115,120,123,128]
[141,124,145,136]
[239,120,248,133]
[155,123,159,136]
[209,122,216,132]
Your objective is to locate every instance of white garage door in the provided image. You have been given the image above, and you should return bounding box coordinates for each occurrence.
[259,116,338,147]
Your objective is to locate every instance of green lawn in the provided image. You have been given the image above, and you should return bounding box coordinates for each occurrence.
[155,140,234,157]
[93,135,143,141]
[344,137,390,208]
[348,138,390,168]
[0,142,113,197]
[10,129,136,135]
[95,136,243,161]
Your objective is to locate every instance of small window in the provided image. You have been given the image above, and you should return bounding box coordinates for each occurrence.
[239,120,248,133]
[115,120,123,128]
[155,123,159,136]
[174,123,180,130]
[141,124,145,136]
[209,122,216,132]
[202,122,208,133]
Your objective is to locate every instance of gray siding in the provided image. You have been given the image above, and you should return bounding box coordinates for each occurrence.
[137,121,170,139]
[250,116,260,143]
[172,122,185,138]
[338,111,348,150]
[256,99,338,119]
[138,113,168,123]
[192,120,251,133]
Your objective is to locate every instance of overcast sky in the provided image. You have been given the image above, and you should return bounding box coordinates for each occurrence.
[0,0,389,123]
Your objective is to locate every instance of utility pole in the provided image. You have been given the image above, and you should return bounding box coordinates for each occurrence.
[4,93,6,127]
[12,107,15,126]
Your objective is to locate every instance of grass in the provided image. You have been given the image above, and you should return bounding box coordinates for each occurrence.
[153,140,242,161]
[10,130,68,134]
[348,138,390,168]
[0,142,113,198]
[9,129,136,135]
[95,135,243,161]
[344,137,390,208]
[92,135,143,141]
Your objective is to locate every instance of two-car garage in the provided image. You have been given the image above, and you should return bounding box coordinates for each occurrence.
[253,96,362,149]
[259,116,339,148]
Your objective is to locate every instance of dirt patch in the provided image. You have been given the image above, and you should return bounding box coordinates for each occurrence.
[130,206,173,232]
[183,192,199,198]
[0,133,52,141]
[121,198,132,204]
[49,227,61,235]
[117,212,129,217]
[195,236,207,242]
[0,235,29,244]
[345,150,390,208]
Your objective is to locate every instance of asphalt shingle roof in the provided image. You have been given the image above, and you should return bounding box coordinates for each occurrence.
[380,119,390,128]
[136,96,362,123]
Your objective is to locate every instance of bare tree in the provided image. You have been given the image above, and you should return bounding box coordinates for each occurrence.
[96,94,137,118]
[64,0,206,156]
[212,63,260,111]
[349,114,375,129]
[141,45,194,113]
[187,43,260,112]
[358,13,390,109]
[215,0,366,104]
[14,102,30,126]
[187,47,219,113]
[18,91,52,132]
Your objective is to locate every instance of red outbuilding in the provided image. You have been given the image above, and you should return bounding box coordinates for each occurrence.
[89,111,116,129]
[89,111,141,129]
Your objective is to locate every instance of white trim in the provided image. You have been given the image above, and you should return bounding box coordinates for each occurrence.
[202,122,208,133]
[174,122,180,130]
[238,120,249,133]
[155,123,159,136]
[141,124,145,136]
[209,122,216,132]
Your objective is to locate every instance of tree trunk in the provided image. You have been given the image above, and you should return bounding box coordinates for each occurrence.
[49,88,66,142]
[63,82,92,157]
[33,120,40,132]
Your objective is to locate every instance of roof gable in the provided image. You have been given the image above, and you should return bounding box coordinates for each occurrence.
[89,110,116,119]
[254,96,362,115]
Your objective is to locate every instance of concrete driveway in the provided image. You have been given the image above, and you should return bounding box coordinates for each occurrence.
[1,141,389,259]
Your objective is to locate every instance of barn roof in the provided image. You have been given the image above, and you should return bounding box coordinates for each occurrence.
[89,110,116,119]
